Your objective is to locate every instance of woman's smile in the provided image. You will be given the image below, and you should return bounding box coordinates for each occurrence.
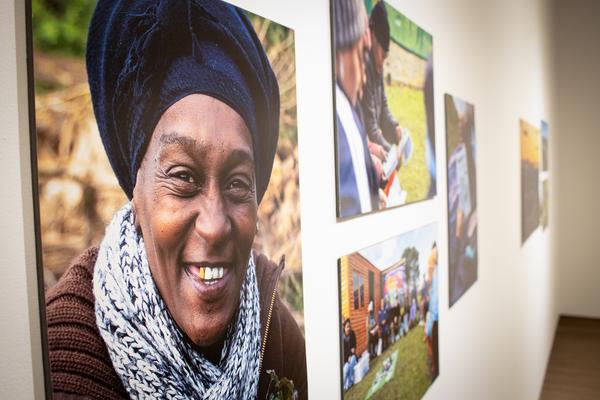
[184,261,236,302]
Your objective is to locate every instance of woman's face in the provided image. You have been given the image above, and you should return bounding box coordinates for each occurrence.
[133,94,258,348]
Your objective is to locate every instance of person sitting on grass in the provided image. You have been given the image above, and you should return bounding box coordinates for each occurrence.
[360,1,408,169]
[342,318,358,391]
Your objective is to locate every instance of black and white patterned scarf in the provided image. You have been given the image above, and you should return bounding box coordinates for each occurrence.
[93,203,261,399]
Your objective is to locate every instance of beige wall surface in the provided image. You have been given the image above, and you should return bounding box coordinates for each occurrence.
[0,0,562,398]
[0,1,45,399]
[552,0,600,319]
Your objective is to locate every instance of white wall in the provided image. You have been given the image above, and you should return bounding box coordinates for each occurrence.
[552,0,600,319]
[0,0,558,398]
[0,1,45,399]
[237,0,557,399]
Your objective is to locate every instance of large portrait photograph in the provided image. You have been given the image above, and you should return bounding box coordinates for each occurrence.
[30,0,306,398]
[337,223,439,399]
[445,94,478,307]
[331,0,436,220]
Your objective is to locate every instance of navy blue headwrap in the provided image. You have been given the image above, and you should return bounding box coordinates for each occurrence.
[86,0,280,202]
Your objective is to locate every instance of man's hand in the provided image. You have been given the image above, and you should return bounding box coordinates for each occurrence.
[395,125,404,143]
[371,154,384,182]
[368,139,386,160]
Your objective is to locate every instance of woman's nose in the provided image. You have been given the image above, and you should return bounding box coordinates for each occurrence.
[193,189,232,248]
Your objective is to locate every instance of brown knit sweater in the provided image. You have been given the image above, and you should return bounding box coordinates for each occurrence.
[45,247,307,399]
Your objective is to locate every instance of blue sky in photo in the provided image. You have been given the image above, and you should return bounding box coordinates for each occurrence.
[358,222,438,278]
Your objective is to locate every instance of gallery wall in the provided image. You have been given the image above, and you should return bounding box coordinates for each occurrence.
[0,1,45,399]
[0,0,562,399]
[551,0,600,319]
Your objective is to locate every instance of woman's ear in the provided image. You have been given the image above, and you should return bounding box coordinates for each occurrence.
[131,170,143,231]
[131,196,141,231]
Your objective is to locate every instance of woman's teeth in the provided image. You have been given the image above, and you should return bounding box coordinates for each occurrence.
[196,266,224,283]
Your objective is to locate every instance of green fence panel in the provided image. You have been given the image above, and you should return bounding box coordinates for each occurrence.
[363,1,432,60]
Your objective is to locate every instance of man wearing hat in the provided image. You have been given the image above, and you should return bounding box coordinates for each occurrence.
[360,1,405,155]
[334,0,380,218]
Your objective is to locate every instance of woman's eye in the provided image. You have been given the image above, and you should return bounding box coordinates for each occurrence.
[227,178,252,199]
[173,171,195,184]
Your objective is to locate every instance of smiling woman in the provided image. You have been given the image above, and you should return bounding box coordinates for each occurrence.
[133,95,259,352]
[42,0,306,399]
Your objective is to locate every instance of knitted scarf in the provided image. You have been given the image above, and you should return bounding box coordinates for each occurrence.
[93,203,261,399]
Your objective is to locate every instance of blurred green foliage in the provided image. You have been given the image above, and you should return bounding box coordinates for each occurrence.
[32,0,97,57]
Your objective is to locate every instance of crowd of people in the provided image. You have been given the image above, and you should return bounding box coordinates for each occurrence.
[341,242,439,391]
[334,0,411,218]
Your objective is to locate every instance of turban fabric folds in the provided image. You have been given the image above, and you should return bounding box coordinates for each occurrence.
[87,0,280,202]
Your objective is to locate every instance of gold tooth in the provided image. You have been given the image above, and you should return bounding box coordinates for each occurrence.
[195,266,225,281]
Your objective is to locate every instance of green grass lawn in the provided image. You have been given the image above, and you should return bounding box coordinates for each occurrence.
[344,327,434,400]
[386,85,432,203]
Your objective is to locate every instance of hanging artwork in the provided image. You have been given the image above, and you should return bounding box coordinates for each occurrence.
[331,0,436,219]
[520,119,541,243]
[445,94,478,307]
[28,0,306,398]
[540,120,549,229]
[337,223,439,399]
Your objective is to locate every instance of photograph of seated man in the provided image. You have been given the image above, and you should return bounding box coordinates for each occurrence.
[332,0,436,219]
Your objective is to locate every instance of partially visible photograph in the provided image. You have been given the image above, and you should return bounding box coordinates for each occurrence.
[338,223,439,399]
[541,179,549,229]
[540,120,549,173]
[332,0,436,219]
[539,120,549,230]
[445,94,478,307]
[520,119,541,244]
[31,0,306,398]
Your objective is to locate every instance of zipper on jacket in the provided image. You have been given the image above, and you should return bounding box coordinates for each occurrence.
[258,255,285,377]
[259,283,277,374]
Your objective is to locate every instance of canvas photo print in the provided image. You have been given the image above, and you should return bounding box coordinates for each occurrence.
[30,0,306,398]
[540,120,549,173]
[541,178,549,229]
[445,94,478,307]
[338,223,439,399]
[539,120,549,230]
[520,119,541,244]
[331,0,436,219]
